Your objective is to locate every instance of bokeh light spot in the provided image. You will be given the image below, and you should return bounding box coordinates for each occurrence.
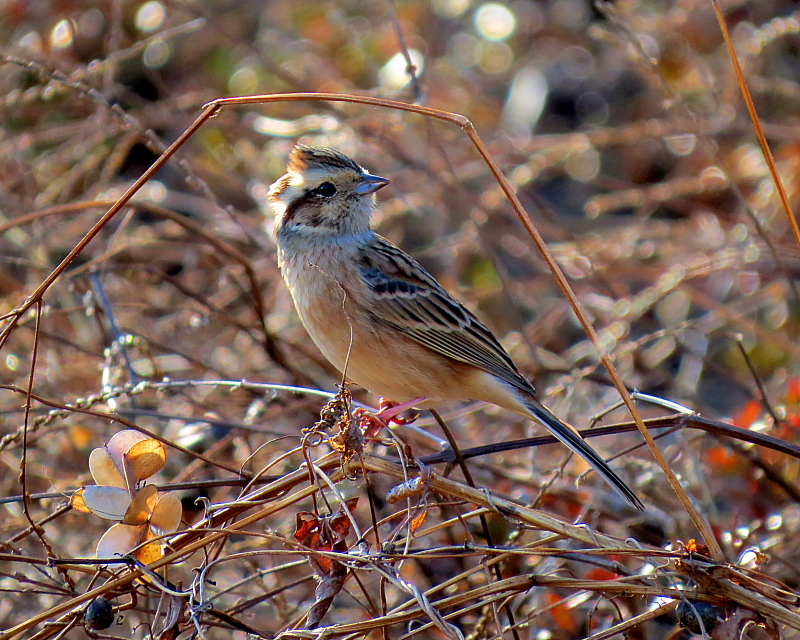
[474,3,517,41]
[477,41,513,74]
[136,1,166,32]
[448,32,480,68]
[229,63,261,95]
[19,31,44,53]
[665,134,697,156]
[50,19,74,50]
[6,354,20,372]
[433,0,471,17]
[565,147,600,183]
[143,39,171,68]
[379,50,425,90]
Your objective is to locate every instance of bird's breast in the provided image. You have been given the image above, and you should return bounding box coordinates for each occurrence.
[277,245,472,404]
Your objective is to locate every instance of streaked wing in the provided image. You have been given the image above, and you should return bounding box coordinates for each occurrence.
[357,236,535,394]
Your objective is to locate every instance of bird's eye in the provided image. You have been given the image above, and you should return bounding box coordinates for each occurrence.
[312,182,337,197]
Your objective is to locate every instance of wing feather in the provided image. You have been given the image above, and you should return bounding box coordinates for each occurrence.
[358,236,535,394]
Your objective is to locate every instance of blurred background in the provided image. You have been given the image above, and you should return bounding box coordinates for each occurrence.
[2,0,800,637]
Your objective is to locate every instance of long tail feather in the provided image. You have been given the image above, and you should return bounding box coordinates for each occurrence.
[524,398,644,510]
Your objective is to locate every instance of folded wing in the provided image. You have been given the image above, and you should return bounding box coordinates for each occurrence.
[357,236,535,395]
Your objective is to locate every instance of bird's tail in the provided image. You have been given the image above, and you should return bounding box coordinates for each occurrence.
[523,398,644,510]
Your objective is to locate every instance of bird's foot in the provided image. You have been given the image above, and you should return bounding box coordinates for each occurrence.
[376,397,424,425]
[353,397,425,438]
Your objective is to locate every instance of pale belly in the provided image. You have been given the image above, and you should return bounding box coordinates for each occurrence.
[298,294,463,404]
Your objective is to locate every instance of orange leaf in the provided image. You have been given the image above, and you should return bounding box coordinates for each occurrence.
[733,400,761,428]
[545,592,577,632]
[705,446,740,472]
[586,567,618,581]
[410,509,428,533]
[294,512,322,547]
[787,377,800,404]
[685,539,710,556]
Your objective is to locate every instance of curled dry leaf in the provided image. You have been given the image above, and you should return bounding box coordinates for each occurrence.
[294,498,357,573]
[307,569,346,629]
[386,467,433,504]
[410,509,428,534]
[294,498,358,628]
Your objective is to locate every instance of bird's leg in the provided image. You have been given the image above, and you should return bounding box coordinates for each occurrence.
[354,397,426,438]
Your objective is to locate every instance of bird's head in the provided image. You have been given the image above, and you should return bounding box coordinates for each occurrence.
[268,145,389,239]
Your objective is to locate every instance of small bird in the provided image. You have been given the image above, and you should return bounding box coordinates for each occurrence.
[269,145,643,510]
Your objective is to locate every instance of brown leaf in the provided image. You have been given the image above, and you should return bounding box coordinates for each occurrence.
[294,501,356,581]
[294,512,323,548]
[305,569,346,629]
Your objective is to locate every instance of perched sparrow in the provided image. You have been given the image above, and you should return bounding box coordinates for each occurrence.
[269,145,643,510]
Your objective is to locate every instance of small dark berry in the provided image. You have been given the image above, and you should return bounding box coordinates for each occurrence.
[677,599,721,635]
[84,597,115,630]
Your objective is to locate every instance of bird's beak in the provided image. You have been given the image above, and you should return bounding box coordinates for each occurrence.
[354,173,390,195]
